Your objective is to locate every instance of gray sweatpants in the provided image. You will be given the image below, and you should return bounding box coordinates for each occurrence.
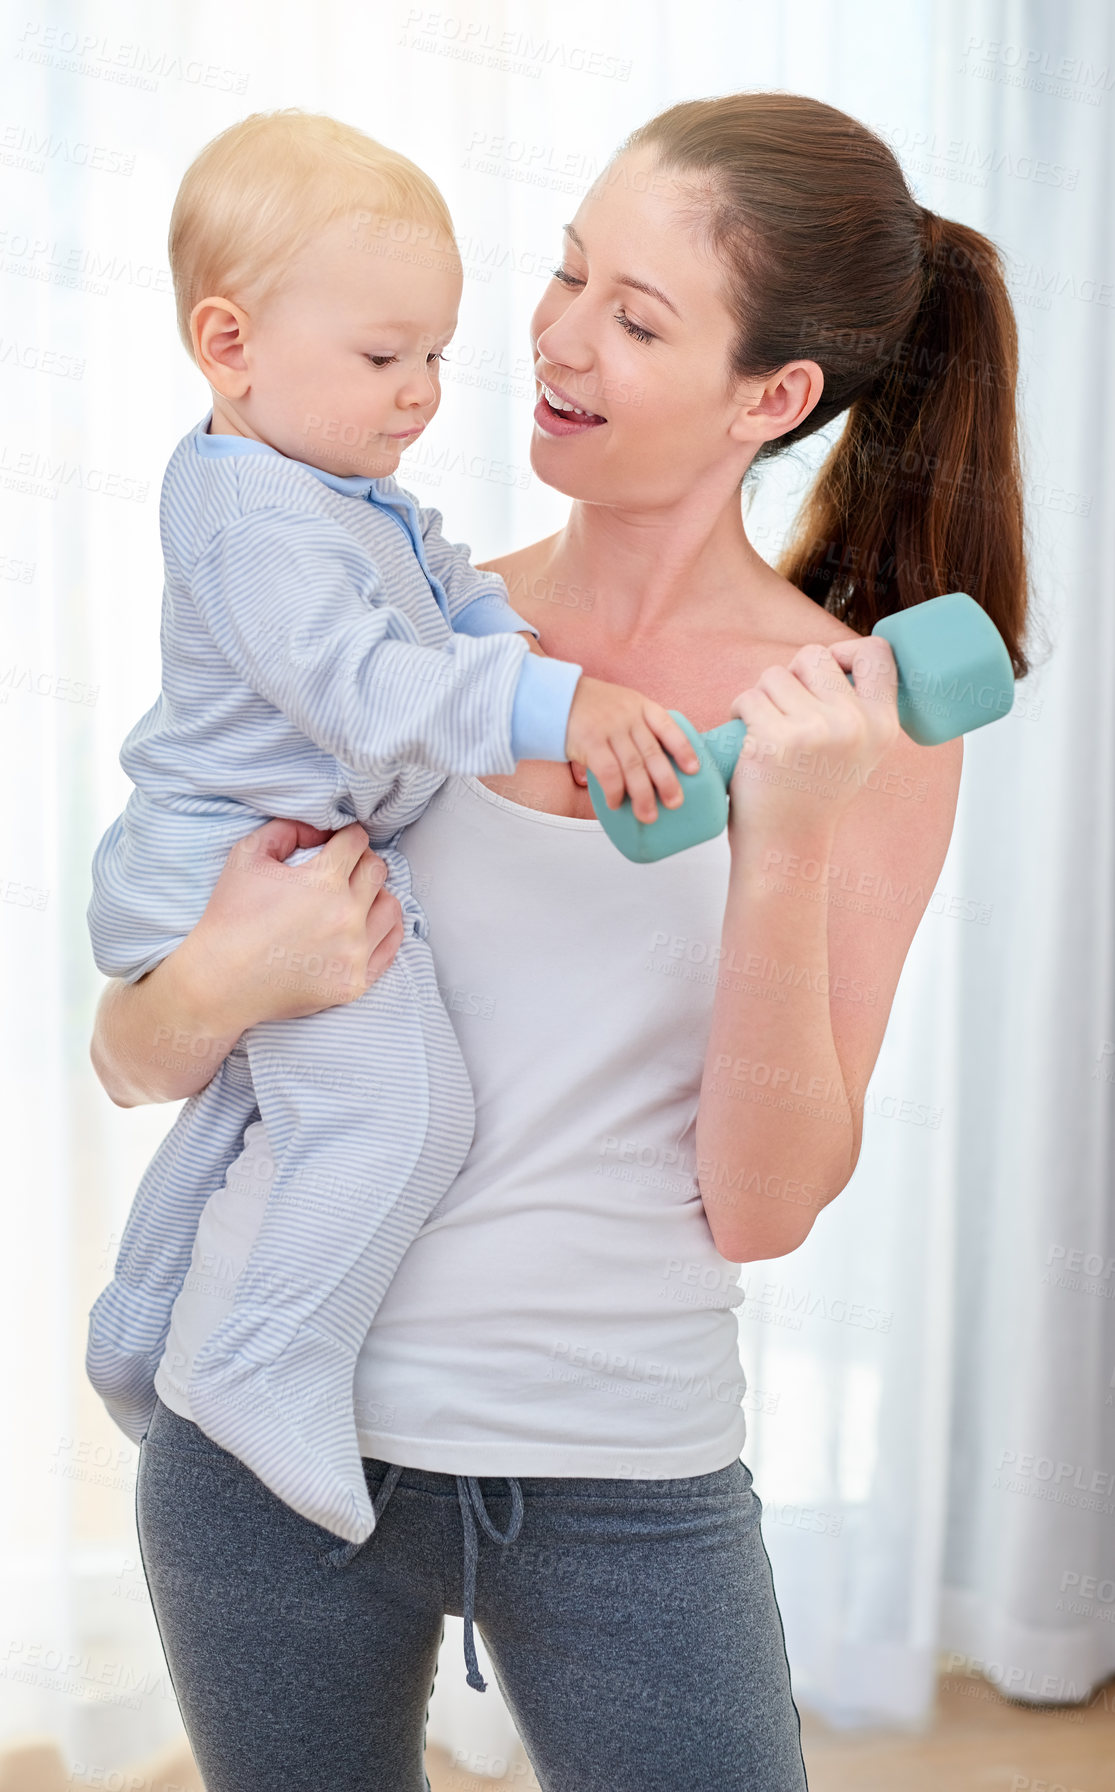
[136,1395,809,1791]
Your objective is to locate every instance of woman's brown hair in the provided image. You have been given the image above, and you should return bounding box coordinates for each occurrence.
[623,94,1030,677]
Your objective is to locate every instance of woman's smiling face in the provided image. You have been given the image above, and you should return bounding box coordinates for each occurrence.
[530,145,761,509]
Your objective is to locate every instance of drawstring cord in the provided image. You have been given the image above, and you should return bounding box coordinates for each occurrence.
[455,1475,524,1691]
[324,1463,403,1568]
[323,1465,524,1692]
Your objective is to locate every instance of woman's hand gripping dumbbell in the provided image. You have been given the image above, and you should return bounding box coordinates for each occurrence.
[581,592,1015,863]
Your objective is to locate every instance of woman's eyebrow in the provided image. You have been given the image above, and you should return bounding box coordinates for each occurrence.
[562,222,681,318]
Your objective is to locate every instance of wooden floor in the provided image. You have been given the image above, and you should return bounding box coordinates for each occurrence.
[2,1671,1112,1790]
[425,1670,1115,1792]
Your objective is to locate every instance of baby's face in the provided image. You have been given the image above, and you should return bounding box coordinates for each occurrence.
[235,212,462,480]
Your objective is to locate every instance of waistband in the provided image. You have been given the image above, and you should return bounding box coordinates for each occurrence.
[319,1457,744,1691]
[323,1465,522,1692]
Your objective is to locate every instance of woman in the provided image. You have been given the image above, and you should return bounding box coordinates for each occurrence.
[91,95,1028,1791]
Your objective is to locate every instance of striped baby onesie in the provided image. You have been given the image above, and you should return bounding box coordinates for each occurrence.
[85,413,583,1544]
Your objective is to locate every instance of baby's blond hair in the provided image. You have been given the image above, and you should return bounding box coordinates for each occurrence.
[169,109,457,363]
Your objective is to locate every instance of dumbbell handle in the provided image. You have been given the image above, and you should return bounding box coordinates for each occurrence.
[699,718,748,784]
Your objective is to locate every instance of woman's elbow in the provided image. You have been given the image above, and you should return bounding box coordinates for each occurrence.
[702,1167,856,1262]
[709,1214,815,1265]
[89,1034,138,1108]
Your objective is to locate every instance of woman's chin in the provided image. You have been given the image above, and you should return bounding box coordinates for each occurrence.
[528,424,609,499]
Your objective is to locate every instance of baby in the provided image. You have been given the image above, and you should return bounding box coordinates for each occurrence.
[85,110,698,1545]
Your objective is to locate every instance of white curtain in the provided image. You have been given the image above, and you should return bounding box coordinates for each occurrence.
[2,0,1111,1775]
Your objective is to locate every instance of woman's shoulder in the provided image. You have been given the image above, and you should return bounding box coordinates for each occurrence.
[475,535,566,622]
[476,536,560,579]
[743,566,860,651]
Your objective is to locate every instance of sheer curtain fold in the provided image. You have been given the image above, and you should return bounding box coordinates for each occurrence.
[2,0,1111,1773]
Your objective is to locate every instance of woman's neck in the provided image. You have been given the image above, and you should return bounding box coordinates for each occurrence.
[541,487,782,646]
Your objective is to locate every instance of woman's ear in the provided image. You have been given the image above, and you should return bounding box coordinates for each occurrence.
[191,297,252,398]
[729,359,824,448]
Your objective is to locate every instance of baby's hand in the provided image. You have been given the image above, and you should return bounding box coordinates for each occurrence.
[565,675,701,824]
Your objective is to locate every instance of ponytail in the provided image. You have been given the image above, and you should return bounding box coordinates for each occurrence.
[781,212,1030,675]
[623,95,1031,679]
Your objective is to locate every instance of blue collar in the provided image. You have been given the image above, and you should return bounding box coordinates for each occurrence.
[194,412,380,499]
[193,411,455,625]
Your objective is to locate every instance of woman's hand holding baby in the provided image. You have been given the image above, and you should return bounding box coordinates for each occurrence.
[89,820,406,1108]
[565,676,701,823]
[180,819,405,1030]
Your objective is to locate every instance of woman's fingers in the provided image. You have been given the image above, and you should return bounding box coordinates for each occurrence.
[347,845,389,914]
[754,649,846,719]
[364,878,402,947]
[825,636,899,717]
[781,637,898,723]
[233,816,333,868]
[311,820,384,882]
[732,686,785,763]
[739,639,899,744]
[725,636,904,841]
[365,906,405,984]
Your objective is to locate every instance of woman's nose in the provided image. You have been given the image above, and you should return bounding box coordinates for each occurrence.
[536,303,594,374]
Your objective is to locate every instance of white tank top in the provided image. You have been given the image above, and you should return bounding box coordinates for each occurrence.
[155,773,747,1477]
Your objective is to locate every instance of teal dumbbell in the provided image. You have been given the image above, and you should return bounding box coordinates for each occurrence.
[586,591,1014,864]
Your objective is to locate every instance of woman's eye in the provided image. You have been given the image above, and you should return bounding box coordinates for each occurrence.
[616,312,656,344]
[427,350,447,364]
[548,267,654,343]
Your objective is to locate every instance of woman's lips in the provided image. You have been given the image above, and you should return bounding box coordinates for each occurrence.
[533,394,607,437]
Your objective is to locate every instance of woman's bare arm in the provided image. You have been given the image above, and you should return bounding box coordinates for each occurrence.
[695,638,963,1262]
[90,819,405,1107]
[92,954,249,1108]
